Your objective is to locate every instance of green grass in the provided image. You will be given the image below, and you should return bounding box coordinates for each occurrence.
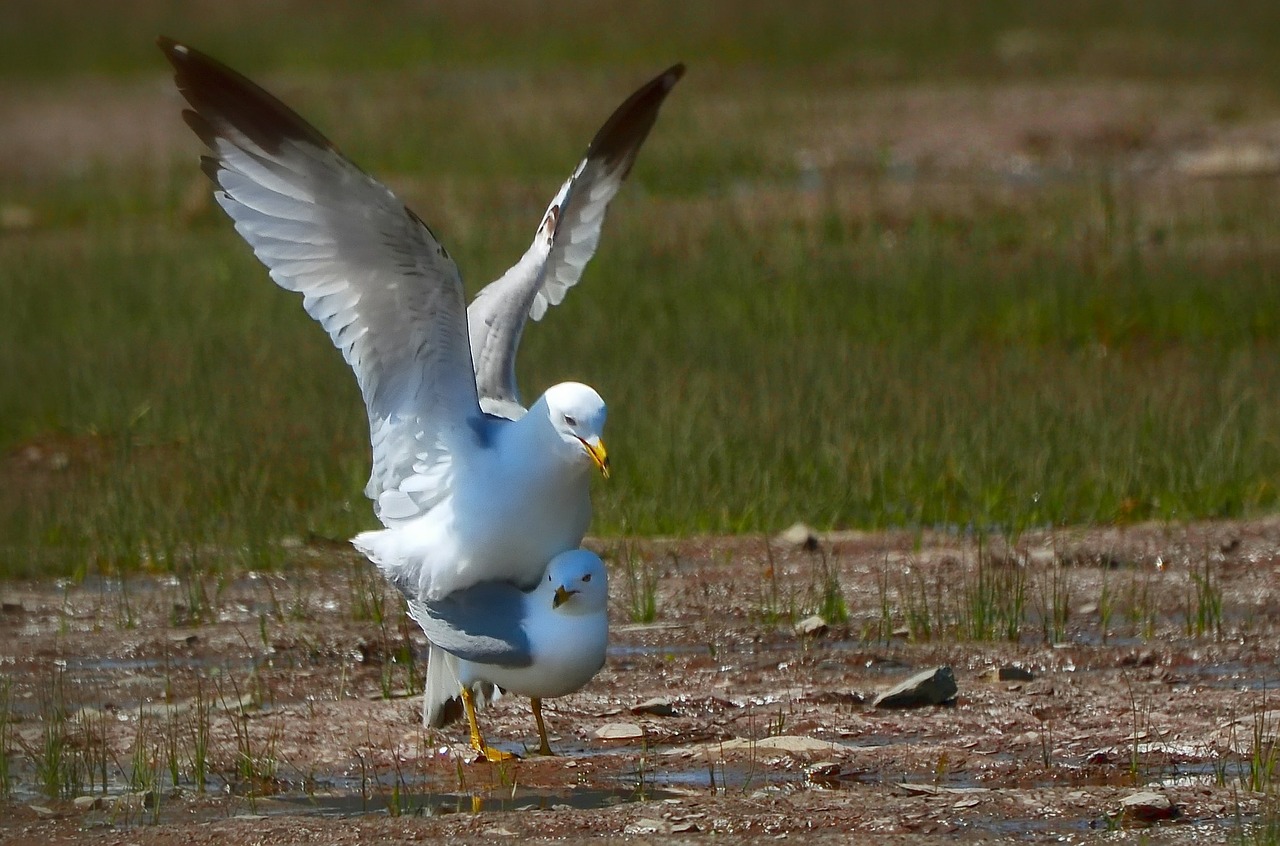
[5,1,1280,85]
[4,3,1280,576]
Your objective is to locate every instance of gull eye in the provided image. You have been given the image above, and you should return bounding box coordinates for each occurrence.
[582,573,592,583]
[564,415,578,427]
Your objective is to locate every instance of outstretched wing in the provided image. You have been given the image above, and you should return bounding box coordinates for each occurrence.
[467,63,685,411]
[407,583,533,667]
[160,38,483,524]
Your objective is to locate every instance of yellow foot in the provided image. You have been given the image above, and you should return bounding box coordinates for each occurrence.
[474,745,519,763]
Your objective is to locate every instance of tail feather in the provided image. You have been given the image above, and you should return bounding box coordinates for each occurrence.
[423,643,462,727]
[422,644,501,728]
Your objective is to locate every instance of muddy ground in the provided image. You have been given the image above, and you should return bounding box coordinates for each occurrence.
[2,519,1280,844]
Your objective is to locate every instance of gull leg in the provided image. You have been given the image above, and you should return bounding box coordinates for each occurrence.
[531,697,556,757]
[462,685,516,762]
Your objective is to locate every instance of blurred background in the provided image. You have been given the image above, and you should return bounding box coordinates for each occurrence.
[4,1,1280,577]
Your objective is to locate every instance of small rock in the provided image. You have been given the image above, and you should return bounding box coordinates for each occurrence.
[631,697,678,717]
[113,790,156,810]
[777,522,819,551]
[1119,790,1178,822]
[981,665,1035,682]
[624,818,669,835]
[806,761,842,784]
[28,804,57,820]
[73,795,104,811]
[593,722,645,741]
[671,821,701,833]
[716,735,837,754]
[874,666,958,709]
[795,615,828,637]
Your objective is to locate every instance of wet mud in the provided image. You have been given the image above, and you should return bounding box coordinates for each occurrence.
[3,518,1280,843]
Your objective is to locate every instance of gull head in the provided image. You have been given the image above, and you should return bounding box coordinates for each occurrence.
[547,549,609,613]
[541,382,609,478]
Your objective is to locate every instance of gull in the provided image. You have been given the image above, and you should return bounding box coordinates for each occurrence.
[159,38,682,606]
[408,548,608,758]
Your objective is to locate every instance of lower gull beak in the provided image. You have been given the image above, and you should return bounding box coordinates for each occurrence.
[553,585,578,609]
[578,436,610,478]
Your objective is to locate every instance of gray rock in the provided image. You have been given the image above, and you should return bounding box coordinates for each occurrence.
[981,665,1035,682]
[1120,790,1178,822]
[777,522,819,551]
[631,697,678,717]
[593,722,645,741]
[73,795,104,811]
[28,804,57,820]
[806,761,842,784]
[795,615,828,637]
[873,666,958,709]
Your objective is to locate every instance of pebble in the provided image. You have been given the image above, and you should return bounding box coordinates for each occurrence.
[1119,790,1178,822]
[874,666,958,708]
[777,522,819,550]
[794,615,828,637]
[593,722,645,741]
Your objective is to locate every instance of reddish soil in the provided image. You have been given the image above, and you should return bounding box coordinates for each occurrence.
[3,519,1280,844]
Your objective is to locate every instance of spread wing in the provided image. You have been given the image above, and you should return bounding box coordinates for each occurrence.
[467,63,685,410]
[160,38,483,524]
[407,583,533,667]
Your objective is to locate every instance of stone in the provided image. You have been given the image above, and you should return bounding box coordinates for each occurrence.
[1119,790,1178,822]
[715,735,838,754]
[624,818,669,835]
[73,795,104,811]
[593,722,645,741]
[631,697,678,717]
[873,666,958,708]
[777,522,819,551]
[806,761,842,783]
[28,804,57,820]
[981,665,1035,682]
[795,615,828,637]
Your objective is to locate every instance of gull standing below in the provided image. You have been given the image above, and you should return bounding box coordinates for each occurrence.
[408,549,609,758]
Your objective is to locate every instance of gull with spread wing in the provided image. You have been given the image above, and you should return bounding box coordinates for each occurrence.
[159,39,682,745]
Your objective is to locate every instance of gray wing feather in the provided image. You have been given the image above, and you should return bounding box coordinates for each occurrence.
[161,38,482,524]
[468,63,685,408]
[406,583,533,667]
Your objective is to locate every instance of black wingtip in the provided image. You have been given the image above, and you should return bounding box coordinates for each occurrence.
[585,62,686,176]
[157,35,336,157]
[662,63,687,89]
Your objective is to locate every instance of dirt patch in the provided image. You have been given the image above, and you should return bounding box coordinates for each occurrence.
[2,518,1279,843]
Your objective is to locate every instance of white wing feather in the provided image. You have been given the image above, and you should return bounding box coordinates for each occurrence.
[467,63,685,410]
[161,39,482,525]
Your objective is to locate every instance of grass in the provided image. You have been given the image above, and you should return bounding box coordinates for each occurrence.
[5,4,1280,577]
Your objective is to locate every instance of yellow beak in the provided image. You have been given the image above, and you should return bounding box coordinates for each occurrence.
[553,585,578,609]
[580,437,610,478]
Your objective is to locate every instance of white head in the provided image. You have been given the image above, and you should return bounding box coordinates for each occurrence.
[544,549,609,614]
[539,381,609,477]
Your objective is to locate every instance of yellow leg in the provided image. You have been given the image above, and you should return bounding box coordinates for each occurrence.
[461,685,516,762]
[531,697,556,757]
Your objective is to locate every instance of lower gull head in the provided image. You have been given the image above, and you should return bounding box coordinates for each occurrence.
[541,382,609,478]
[545,548,609,613]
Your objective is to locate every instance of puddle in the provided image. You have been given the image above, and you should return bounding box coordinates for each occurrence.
[270,785,669,818]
